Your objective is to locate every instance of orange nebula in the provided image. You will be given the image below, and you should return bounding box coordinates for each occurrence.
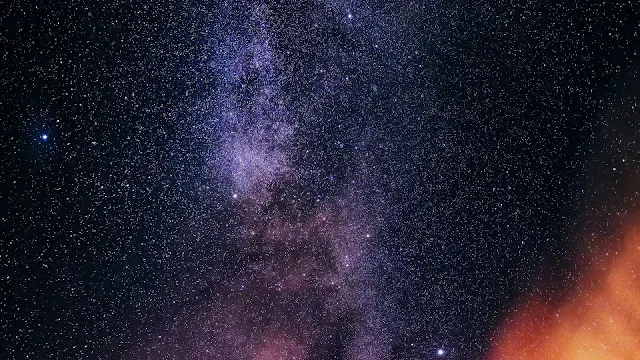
[488,217,640,360]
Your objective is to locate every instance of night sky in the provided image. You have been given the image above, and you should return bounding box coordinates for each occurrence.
[2,1,639,359]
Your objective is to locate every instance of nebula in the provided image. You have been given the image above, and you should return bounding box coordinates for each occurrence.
[488,214,640,360]
[131,2,389,359]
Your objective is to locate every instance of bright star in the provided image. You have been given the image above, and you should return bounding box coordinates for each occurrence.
[437,348,446,356]
[41,134,48,140]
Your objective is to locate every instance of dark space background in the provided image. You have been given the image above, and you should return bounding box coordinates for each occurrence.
[2,0,639,359]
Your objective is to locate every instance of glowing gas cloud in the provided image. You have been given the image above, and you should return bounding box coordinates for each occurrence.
[488,214,640,360]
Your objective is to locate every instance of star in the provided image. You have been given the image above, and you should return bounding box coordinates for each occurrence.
[40,134,48,140]
[436,348,446,357]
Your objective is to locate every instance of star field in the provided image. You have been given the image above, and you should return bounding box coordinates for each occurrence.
[2,1,639,360]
